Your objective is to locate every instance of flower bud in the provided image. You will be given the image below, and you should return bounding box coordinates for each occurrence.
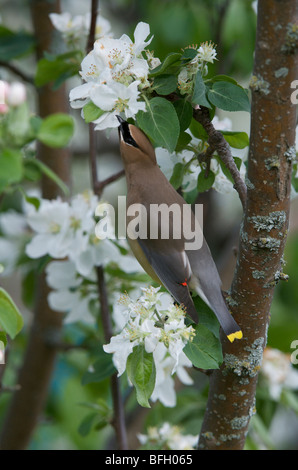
[6,82,26,107]
[0,80,10,114]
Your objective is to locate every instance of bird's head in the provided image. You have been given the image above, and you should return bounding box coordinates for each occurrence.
[117,116,156,165]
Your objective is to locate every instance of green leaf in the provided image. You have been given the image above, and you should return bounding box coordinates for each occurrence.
[250,415,275,450]
[208,82,250,112]
[215,155,243,184]
[78,413,98,437]
[181,48,198,63]
[193,295,220,338]
[29,115,43,134]
[21,269,37,308]
[220,131,249,149]
[0,288,24,339]
[151,74,177,95]
[281,389,298,413]
[170,162,185,189]
[0,148,23,192]
[175,131,192,153]
[136,97,180,153]
[149,52,182,76]
[207,74,238,85]
[197,169,215,192]
[183,323,223,369]
[83,101,105,124]
[25,158,69,195]
[189,118,208,141]
[23,159,42,182]
[35,52,80,88]
[0,26,35,61]
[7,102,31,144]
[192,70,212,109]
[126,344,156,408]
[82,353,116,385]
[173,99,193,132]
[37,113,74,148]
[0,331,7,348]
[78,399,111,436]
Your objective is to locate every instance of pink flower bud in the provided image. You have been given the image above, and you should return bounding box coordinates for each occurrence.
[0,80,10,114]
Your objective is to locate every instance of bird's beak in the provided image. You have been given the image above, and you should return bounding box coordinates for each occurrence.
[116,116,139,149]
[117,115,125,127]
[117,115,125,140]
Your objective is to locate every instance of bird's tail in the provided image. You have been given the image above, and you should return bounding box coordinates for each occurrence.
[191,278,242,342]
[216,304,243,343]
[187,244,242,342]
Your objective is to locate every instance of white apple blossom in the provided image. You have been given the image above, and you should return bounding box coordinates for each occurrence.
[6,82,27,107]
[178,67,193,96]
[0,80,9,114]
[151,342,193,407]
[90,81,146,130]
[0,80,27,112]
[49,12,85,37]
[120,21,153,57]
[25,198,72,259]
[178,41,218,95]
[196,41,217,64]
[84,12,112,40]
[46,259,97,324]
[0,210,28,275]
[24,192,147,323]
[49,11,112,46]
[138,422,198,450]
[145,50,161,70]
[103,327,139,377]
[24,192,128,276]
[103,287,195,407]
[69,21,153,130]
[260,347,298,401]
[45,259,82,290]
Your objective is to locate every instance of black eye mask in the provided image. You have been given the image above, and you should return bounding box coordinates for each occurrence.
[117,116,139,148]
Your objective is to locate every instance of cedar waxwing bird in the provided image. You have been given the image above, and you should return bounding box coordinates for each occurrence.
[117,116,242,343]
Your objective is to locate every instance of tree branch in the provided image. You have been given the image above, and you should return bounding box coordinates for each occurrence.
[95,169,125,197]
[193,106,247,210]
[198,0,297,450]
[86,0,99,54]
[0,61,34,84]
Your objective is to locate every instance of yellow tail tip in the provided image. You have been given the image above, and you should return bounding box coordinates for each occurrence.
[227,330,243,343]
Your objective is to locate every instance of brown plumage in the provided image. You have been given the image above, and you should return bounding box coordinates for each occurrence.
[117,116,242,342]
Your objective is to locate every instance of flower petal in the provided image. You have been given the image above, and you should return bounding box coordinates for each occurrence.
[90,84,117,111]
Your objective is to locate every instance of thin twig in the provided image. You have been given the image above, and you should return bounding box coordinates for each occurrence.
[96,266,128,449]
[0,61,34,84]
[193,106,247,211]
[89,123,98,191]
[197,144,216,178]
[86,0,128,450]
[86,0,99,53]
[95,169,125,197]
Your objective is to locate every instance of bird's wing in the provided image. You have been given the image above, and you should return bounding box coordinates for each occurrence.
[137,238,199,323]
[186,240,242,339]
